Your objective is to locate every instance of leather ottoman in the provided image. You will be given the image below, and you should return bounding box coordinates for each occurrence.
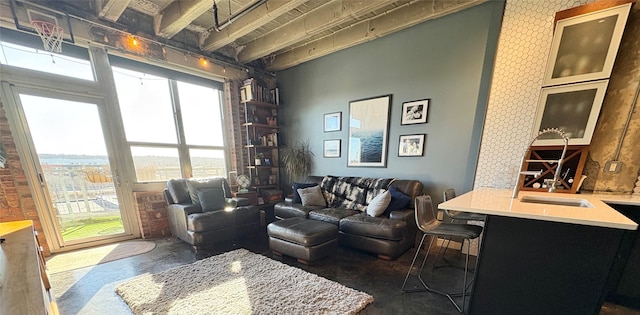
[267,217,338,265]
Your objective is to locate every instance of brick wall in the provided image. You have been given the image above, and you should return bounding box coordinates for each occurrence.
[0,102,50,255]
[133,191,171,238]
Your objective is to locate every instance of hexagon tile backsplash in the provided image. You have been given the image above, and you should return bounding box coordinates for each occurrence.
[474,0,590,189]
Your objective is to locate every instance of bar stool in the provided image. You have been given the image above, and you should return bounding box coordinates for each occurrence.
[401,195,483,312]
[437,188,486,267]
[443,188,486,223]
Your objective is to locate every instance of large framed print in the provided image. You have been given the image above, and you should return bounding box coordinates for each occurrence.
[532,80,609,146]
[543,3,631,86]
[347,95,391,167]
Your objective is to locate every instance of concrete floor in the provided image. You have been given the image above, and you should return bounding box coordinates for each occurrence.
[49,232,640,315]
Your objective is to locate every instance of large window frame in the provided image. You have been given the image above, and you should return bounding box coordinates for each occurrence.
[108,59,228,190]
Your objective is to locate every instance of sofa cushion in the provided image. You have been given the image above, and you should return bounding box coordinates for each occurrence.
[292,182,319,204]
[384,185,412,215]
[339,213,407,241]
[364,178,395,205]
[309,208,359,225]
[320,176,369,211]
[187,206,261,232]
[274,200,323,219]
[167,179,191,204]
[297,185,326,207]
[186,178,226,208]
[366,190,391,217]
[196,188,226,212]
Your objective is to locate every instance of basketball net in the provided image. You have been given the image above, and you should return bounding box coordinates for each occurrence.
[32,20,64,53]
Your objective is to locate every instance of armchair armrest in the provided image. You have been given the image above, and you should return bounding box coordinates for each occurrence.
[168,203,202,216]
[226,197,251,208]
[166,203,201,241]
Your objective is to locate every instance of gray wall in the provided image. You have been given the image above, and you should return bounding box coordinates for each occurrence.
[277,2,504,203]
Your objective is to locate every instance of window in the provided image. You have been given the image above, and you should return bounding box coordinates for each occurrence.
[0,41,94,81]
[112,66,226,183]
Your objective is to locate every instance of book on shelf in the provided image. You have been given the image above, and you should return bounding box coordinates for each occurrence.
[240,77,278,105]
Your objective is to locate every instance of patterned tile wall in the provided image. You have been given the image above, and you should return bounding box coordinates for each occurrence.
[474,0,591,189]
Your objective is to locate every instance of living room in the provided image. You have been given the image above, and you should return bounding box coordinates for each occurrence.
[1,0,640,314]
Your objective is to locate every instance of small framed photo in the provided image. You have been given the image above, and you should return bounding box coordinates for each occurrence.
[323,139,341,158]
[398,134,425,157]
[401,99,429,125]
[543,3,631,86]
[324,112,342,132]
[532,80,609,146]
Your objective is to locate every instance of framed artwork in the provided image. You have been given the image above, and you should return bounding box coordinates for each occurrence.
[398,134,425,157]
[324,112,342,132]
[347,95,391,167]
[401,99,429,125]
[532,80,609,146]
[543,3,631,86]
[323,139,341,158]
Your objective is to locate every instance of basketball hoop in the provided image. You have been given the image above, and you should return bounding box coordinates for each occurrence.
[32,20,64,53]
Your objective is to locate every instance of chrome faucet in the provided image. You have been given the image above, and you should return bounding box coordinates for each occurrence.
[512,128,569,199]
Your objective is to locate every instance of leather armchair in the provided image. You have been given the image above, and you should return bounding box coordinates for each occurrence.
[164,178,263,250]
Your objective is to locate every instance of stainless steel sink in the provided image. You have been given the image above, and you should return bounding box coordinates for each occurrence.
[520,195,594,208]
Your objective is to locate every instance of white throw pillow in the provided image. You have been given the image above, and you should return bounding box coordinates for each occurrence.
[366,190,391,217]
[297,185,326,207]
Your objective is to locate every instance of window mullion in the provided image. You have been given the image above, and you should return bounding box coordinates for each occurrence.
[169,79,191,178]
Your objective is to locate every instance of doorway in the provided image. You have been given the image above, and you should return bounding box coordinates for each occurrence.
[3,84,137,249]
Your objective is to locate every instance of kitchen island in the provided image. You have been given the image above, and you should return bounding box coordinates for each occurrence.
[439,188,638,315]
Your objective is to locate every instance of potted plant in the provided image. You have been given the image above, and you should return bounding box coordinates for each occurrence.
[281,140,315,183]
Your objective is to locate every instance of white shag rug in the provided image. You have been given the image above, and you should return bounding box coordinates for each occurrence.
[115,248,374,315]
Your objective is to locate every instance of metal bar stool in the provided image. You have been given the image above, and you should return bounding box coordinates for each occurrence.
[401,195,483,313]
[436,188,486,269]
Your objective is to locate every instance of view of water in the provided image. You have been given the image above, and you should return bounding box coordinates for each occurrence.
[351,130,383,163]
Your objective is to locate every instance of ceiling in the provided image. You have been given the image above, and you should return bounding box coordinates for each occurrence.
[22,0,487,71]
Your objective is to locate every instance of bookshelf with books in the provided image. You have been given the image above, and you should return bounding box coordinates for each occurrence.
[240,78,282,206]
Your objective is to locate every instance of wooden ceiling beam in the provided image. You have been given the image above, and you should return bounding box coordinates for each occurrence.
[156,0,211,38]
[201,0,310,52]
[96,0,132,22]
[238,0,400,63]
[265,0,488,71]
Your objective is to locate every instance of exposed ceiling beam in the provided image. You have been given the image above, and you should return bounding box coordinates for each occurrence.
[200,0,310,52]
[265,0,488,71]
[96,0,132,22]
[238,0,400,63]
[156,0,211,38]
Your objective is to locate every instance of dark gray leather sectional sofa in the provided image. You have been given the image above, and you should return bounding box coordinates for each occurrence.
[274,176,424,260]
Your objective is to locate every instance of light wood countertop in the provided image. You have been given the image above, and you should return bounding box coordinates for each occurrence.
[439,188,638,230]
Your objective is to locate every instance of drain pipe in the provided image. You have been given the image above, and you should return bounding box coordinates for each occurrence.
[213,0,268,32]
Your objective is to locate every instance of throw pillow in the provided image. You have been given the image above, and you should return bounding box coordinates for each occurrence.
[366,190,391,217]
[292,182,318,204]
[196,188,226,212]
[167,179,191,204]
[385,186,412,215]
[297,185,326,207]
[186,178,226,208]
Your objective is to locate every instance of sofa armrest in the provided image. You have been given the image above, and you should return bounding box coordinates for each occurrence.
[389,209,415,225]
